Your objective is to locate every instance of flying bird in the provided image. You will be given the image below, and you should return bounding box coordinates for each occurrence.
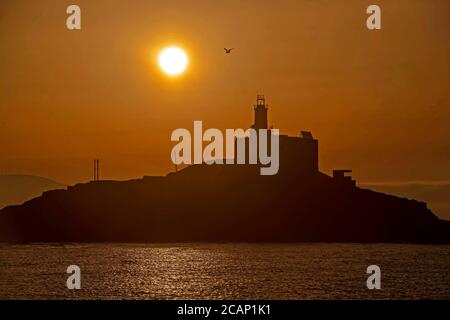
[224,48,234,54]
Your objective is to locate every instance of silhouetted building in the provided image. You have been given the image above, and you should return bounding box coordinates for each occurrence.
[278,131,318,173]
[236,95,319,173]
[333,169,356,187]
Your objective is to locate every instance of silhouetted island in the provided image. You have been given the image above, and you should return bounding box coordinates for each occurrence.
[1,96,449,243]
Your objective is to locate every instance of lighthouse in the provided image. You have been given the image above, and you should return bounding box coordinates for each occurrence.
[252,95,268,130]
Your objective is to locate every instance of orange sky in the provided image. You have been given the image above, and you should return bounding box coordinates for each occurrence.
[1,0,449,185]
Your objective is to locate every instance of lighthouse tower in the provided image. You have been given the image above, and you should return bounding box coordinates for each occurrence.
[252,95,268,130]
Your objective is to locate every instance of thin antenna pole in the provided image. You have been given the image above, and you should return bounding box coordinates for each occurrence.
[93,159,100,181]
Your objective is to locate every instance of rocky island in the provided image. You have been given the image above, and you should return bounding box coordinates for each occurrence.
[1,96,449,243]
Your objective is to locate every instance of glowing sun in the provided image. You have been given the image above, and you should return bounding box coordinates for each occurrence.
[158,47,188,76]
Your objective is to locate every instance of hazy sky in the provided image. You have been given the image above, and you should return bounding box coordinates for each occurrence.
[1,0,449,184]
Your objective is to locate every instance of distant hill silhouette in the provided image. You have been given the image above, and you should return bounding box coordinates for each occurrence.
[0,175,65,209]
